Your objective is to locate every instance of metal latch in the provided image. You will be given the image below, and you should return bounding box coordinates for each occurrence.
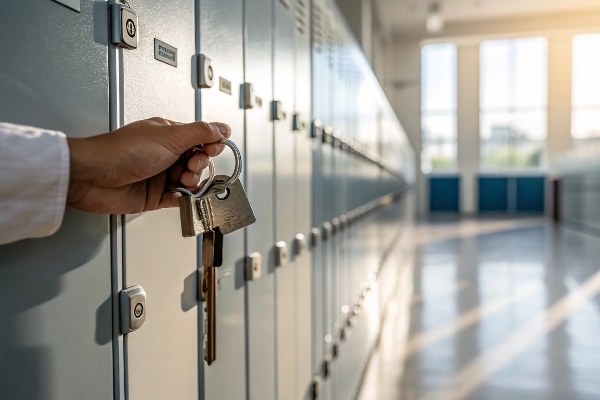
[293,114,306,131]
[241,82,255,109]
[275,241,288,267]
[198,54,215,88]
[110,3,138,50]
[294,233,307,256]
[271,100,286,121]
[120,285,146,334]
[245,252,262,281]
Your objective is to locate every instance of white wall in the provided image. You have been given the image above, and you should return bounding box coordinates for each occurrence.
[384,13,599,215]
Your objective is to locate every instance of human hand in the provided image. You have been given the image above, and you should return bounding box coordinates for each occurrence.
[66,117,231,214]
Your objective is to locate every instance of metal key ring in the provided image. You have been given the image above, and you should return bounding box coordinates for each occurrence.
[210,138,242,191]
[171,138,241,198]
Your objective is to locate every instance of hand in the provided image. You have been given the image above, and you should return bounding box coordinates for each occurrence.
[66,117,231,214]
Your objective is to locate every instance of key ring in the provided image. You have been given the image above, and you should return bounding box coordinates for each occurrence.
[171,138,242,198]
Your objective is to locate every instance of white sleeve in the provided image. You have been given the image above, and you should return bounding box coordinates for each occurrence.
[0,122,70,245]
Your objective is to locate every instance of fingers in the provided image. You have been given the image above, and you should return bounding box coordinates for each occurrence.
[180,170,202,187]
[170,121,231,153]
[187,151,210,173]
[202,142,226,157]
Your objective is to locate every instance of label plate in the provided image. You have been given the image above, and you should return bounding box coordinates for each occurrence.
[219,77,232,95]
[154,39,177,67]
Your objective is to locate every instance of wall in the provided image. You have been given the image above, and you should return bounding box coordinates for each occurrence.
[384,12,600,215]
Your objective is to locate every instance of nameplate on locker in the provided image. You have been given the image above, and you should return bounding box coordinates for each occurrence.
[219,77,232,95]
[154,39,177,67]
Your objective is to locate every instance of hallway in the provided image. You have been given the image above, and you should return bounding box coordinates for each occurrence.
[359,218,600,400]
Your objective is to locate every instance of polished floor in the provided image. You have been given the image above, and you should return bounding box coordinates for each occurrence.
[358,218,600,400]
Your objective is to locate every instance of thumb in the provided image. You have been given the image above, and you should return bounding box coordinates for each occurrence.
[169,121,231,153]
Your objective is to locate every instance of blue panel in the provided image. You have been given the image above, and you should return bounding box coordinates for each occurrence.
[479,177,508,212]
[430,177,460,212]
[516,177,545,213]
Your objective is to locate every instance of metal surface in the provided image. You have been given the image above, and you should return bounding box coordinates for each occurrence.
[294,233,307,256]
[0,1,113,398]
[273,1,298,398]
[241,82,256,109]
[198,0,247,397]
[110,4,138,49]
[178,176,256,237]
[203,265,218,365]
[243,0,277,395]
[120,285,147,333]
[120,0,198,397]
[275,241,289,267]
[271,99,287,121]
[244,252,262,281]
[199,54,215,88]
[202,229,224,268]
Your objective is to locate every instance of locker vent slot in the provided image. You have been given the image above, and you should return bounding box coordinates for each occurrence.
[312,2,323,51]
[296,0,307,35]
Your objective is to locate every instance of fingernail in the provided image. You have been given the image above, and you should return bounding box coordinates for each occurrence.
[215,123,230,136]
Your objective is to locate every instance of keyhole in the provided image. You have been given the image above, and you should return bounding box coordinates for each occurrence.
[126,19,136,37]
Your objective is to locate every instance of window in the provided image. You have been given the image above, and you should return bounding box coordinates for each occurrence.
[572,33,600,143]
[421,43,457,173]
[480,37,548,169]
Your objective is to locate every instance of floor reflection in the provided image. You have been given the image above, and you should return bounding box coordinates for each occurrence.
[358,218,600,400]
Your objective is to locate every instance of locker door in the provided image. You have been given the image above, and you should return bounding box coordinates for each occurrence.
[0,3,112,399]
[197,0,246,399]
[273,0,298,398]
[293,0,313,397]
[243,0,276,398]
[310,0,328,388]
[118,1,198,399]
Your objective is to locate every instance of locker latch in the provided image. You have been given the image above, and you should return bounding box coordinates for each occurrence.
[119,285,146,334]
[241,82,255,109]
[275,241,288,267]
[271,100,286,121]
[245,252,262,281]
[198,54,215,88]
[292,114,306,131]
[110,3,138,50]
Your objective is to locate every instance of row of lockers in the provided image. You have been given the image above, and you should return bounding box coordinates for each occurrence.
[0,0,414,399]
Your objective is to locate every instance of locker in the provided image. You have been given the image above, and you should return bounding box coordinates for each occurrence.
[243,0,277,397]
[292,0,314,397]
[273,0,299,398]
[0,2,113,399]
[310,0,329,387]
[0,0,417,398]
[197,0,247,398]
[118,0,198,398]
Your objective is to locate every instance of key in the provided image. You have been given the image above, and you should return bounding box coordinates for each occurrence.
[201,231,221,365]
[178,175,256,237]
[201,262,217,365]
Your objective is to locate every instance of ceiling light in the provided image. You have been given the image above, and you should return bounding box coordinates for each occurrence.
[426,2,444,34]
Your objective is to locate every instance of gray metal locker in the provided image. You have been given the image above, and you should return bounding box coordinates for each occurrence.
[117,0,199,398]
[0,2,113,399]
[292,0,314,396]
[197,0,247,398]
[243,0,277,397]
[273,0,299,398]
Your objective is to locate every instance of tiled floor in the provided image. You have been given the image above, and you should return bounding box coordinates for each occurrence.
[358,218,600,400]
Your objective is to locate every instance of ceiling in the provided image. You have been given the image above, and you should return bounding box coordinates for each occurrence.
[376,0,600,38]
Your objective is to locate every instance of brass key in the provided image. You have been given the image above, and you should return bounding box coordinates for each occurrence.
[201,229,223,365]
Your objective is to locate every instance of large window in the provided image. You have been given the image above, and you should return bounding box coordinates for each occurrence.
[572,33,600,143]
[480,37,548,169]
[421,43,457,173]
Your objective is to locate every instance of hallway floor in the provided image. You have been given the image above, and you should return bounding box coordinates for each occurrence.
[358,218,600,400]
